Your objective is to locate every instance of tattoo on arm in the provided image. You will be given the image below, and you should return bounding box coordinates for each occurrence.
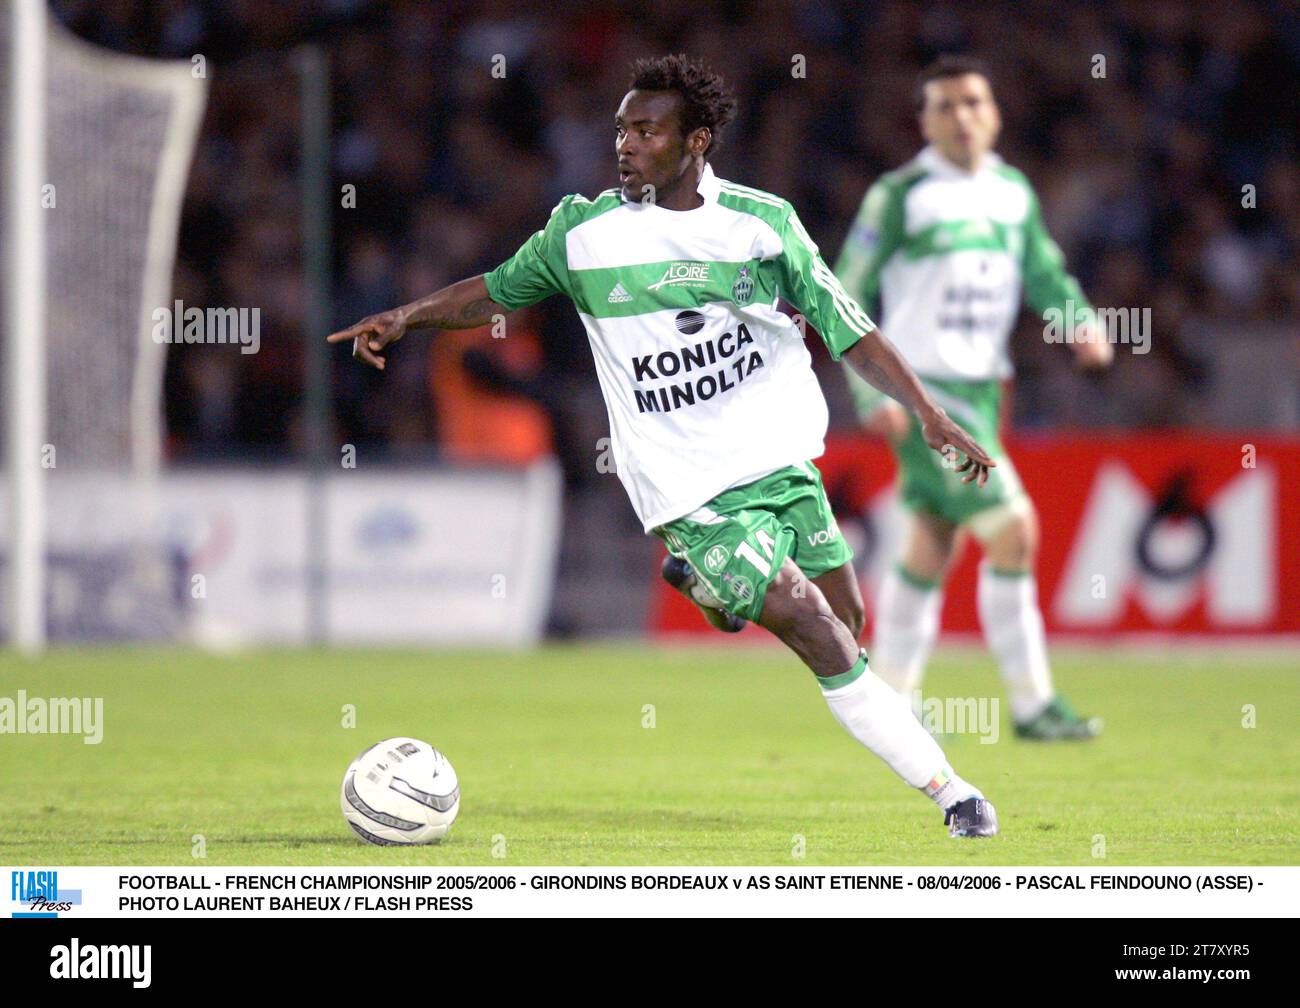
[458,297,499,323]
[411,296,503,331]
[853,354,911,409]
[846,334,928,414]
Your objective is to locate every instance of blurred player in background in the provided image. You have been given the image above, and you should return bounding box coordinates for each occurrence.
[331,55,1003,836]
[835,56,1110,740]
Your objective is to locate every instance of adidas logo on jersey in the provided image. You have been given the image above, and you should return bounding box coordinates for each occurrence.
[607,283,633,304]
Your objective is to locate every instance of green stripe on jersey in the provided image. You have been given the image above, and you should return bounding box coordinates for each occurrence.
[570,259,777,318]
[901,217,1023,261]
[485,172,875,361]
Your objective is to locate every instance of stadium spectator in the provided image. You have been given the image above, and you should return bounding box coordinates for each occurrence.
[49,0,1295,456]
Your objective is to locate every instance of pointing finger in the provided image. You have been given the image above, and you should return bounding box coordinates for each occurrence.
[327,321,372,344]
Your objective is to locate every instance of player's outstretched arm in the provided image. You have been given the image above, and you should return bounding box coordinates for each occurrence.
[842,331,996,487]
[326,275,507,370]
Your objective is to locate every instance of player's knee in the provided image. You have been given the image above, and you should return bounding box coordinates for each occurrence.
[903,516,958,582]
[984,509,1038,569]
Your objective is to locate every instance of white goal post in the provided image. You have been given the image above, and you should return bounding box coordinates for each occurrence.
[3,1,207,651]
[5,0,47,653]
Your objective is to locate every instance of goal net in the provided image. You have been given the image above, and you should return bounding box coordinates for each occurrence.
[1,4,206,644]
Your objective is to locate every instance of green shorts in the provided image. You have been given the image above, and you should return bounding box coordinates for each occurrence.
[894,377,1024,525]
[653,461,854,622]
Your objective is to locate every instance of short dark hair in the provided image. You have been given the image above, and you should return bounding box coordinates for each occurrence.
[914,55,994,112]
[628,54,737,159]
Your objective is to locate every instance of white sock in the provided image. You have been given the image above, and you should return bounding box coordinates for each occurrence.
[977,565,1054,722]
[872,566,943,701]
[818,651,981,809]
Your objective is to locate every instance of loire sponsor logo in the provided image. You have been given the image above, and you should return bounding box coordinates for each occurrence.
[647,261,711,291]
[0,691,103,744]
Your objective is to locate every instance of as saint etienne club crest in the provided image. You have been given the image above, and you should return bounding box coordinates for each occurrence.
[731,265,754,305]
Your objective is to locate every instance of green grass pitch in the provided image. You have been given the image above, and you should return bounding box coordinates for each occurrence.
[1,644,1296,866]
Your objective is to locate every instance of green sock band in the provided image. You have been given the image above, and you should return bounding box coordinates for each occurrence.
[817,651,868,690]
[987,567,1032,579]
[896,564,941,591]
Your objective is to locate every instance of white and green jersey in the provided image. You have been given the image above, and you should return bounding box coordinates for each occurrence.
[484,163,875,531]
[834,146,1089,405]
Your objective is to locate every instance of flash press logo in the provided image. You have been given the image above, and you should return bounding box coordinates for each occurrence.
[11,870,80,917]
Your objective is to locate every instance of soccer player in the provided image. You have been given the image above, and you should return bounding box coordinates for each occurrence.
[329,56,1000,836]
[834,56,1111,740]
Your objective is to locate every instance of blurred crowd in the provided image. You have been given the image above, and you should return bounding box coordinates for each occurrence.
[55,0,1300,476]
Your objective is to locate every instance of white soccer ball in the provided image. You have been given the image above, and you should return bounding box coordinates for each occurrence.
[341,737,460,845]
